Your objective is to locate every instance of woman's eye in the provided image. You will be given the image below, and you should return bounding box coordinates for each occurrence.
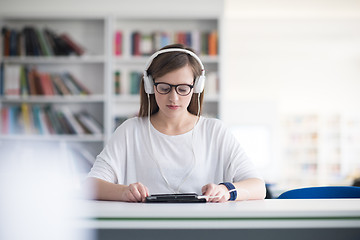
[159,85,170,92]
[178,86,189,93]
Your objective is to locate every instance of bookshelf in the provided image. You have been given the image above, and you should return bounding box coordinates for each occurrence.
[0,14,222,178]
[0,15,108,176]
[281,113,360,187]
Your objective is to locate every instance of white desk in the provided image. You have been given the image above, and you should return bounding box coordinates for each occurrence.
[79,199,360,240]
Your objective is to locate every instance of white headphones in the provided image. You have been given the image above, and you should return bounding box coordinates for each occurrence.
[143,48,206,94]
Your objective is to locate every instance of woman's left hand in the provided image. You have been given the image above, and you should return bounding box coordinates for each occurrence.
[201,183,230,203]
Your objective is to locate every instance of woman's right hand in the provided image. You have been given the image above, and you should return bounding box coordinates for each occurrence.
[121,182,149,202]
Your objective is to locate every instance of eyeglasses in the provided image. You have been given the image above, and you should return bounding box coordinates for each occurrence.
[154,82,194,96]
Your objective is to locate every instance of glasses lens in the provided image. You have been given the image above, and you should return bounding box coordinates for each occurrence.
[176,85,191,96]
[156,83,171,94]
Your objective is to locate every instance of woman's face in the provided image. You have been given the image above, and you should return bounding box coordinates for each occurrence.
[154,65,194,119]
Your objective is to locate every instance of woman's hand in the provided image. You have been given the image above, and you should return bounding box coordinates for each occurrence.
[201,183,230,203]
[121,182,149,202]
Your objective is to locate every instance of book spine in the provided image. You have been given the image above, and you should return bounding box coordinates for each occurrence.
[19,65,29,96]
[32,105,43,134]
[2,27,11,56]
[76,112,102,134]
[4,64,20,96]
[114,71,121,95]
[114,31,122,56]
[65,72,91,95]
[129,71,141,95]
[208,30,217,56]
[61,106,86,134]
[36,28,52,56]
[60,33,85,56]
[0,62,4,95]
[1,107,9,134]
[21,103,33,134]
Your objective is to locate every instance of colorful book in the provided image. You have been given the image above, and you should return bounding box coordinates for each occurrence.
[4,64,21,96]
[114,71,121,95]
[114,31,122,56]
[60,33,85,56]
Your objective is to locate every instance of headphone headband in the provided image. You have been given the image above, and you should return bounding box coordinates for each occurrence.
[143,48,206,94]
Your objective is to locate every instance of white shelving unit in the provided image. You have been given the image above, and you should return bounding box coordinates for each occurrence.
[0,15,109,169]
[281,113,360,188]
[0,14,222,170]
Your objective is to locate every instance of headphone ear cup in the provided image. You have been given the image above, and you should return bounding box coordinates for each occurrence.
[193,75,205,93]
[143,72,154,94]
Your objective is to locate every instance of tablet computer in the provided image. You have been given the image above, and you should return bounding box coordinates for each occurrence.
[145,193,206,203]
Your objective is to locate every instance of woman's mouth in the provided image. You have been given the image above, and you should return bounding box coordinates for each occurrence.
[167,105,180,110]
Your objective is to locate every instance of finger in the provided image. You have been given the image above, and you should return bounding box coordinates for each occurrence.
[202,184,216,196]
[201,185,209,195]
[137,184,149,201]
[125,190,138,202]
[129,184,142,202]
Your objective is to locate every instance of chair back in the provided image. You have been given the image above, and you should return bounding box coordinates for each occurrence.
[277,186,360,199]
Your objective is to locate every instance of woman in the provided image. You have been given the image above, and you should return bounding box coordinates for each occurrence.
[85,44,266,202]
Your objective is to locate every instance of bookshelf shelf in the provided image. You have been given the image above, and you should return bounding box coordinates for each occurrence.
[2,56,106,64]
[1,95,105,103]
[0,134,104,142]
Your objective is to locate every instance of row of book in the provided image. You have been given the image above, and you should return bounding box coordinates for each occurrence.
[113,71,219,96]
[1,104,102,135]
[0,64,91,96]
[114,71,142,95]
[2,26,85,57]
[114,30,218,57]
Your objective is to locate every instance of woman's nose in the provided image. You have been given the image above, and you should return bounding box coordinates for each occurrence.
[168,87,179,101]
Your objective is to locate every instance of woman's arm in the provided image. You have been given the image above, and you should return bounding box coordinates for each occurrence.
[84,177,149,202]
[202,178,266,202]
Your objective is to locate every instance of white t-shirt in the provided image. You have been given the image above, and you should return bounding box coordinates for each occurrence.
[88,116,262,195]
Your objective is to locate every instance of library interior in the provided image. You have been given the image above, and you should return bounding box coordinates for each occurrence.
[1,0,360,240]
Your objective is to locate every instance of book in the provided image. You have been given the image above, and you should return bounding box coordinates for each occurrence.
[56,110,76,134]
[64,72,91,95]
[36,28,52,56]
[208,30,218,56]
[0,62,4,95]
[19,65,29,96]
[21,103,33,134]
[140,33,153,56]
[32,105,43,134]
[39,73,55,96]
[76,111,102,134]
[61,73,80,94]
[1,107,9,134]
[61,106,86,135]
[114,31,122,56]
[51,73,71,95]
[60,33,85,56]
[2,27,11,56]
[129,71,141,95]
[27,68,38,95]
[131,31,141,56]
[114,71,121,95]
[4,64,21,96]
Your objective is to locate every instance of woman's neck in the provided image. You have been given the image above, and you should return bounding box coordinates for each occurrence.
[150,112,198,136]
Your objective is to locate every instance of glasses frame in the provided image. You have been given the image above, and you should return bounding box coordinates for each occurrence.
[154,82,194,96]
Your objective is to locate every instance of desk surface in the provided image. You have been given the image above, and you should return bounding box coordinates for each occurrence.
[79,199,360,229]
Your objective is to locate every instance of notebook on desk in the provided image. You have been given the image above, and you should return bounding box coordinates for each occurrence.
[145,193,206,203]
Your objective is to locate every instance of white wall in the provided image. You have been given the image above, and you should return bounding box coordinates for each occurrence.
[222,0,360,117]
[0,0,223,17]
